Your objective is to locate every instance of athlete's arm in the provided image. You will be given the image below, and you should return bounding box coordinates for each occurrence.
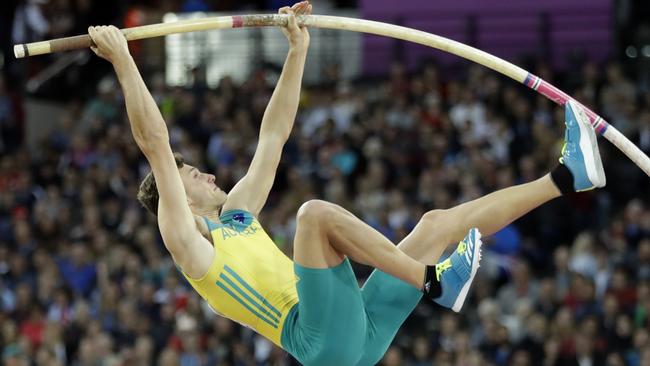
[222,2,311,216]
[89,26,213,278]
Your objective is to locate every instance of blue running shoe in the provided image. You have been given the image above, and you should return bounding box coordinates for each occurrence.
[433,228,482,312]
[561,100,606,191]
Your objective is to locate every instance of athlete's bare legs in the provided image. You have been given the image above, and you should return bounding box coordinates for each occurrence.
[398,174,561,263]
[292,174,560,287]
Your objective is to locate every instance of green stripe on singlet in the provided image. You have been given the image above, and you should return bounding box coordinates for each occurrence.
[216,280,279,329]
[223,265,282,318]
[218,273,280,324]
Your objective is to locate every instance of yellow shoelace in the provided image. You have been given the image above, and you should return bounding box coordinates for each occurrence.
[435,258,452,281]
[435,240,467,281]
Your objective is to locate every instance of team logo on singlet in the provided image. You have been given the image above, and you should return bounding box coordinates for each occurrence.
[233,213,246,223]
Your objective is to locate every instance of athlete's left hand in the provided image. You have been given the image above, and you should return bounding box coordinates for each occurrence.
[280,1,311,52]
[88,25,130,64]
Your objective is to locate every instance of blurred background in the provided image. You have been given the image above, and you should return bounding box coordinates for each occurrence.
[2,0,650,365]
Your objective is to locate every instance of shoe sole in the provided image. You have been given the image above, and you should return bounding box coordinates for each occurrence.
[451,228,482,312]
[567,100,606,189]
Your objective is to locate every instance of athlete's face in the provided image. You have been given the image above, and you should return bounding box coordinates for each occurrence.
[179,164,228,212]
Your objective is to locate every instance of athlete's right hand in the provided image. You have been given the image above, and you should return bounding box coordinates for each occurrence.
[280,1,311,52]
[88,25,130,63]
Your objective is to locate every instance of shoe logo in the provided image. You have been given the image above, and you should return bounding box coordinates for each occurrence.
[424,281,431,293]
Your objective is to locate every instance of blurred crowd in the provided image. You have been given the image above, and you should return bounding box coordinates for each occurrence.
[2,21,650,364]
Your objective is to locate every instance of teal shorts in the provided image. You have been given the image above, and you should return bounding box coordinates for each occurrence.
[281,259,423,366]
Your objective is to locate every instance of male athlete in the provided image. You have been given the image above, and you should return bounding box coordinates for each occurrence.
[88,1,606,364]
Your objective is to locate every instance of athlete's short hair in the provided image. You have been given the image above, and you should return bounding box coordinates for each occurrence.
[137,152,185,216]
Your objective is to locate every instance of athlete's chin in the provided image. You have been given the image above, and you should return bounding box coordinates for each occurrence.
[212,192,228,207]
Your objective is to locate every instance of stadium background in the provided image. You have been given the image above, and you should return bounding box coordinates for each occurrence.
[2,0,650,365]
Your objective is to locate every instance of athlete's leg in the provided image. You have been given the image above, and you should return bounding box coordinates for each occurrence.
[294,199,426,288]
[398,174,560,264]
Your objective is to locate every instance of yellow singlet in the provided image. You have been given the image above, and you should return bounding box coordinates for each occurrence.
[182,210,299,347]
